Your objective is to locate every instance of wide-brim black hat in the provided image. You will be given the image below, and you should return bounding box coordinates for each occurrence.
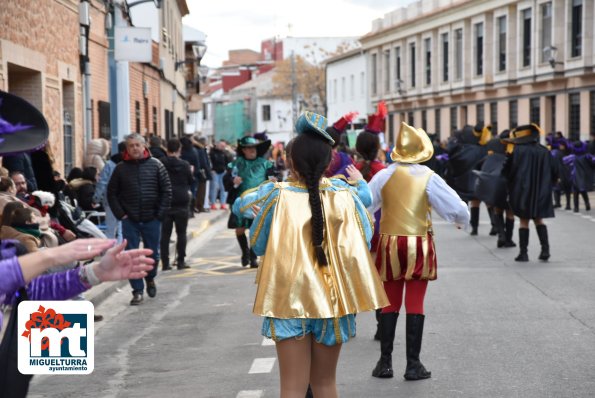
[0,90,49,155]
[237,136,271,158]
[504,124,542,145]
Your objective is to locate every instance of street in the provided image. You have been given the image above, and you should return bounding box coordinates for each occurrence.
[28,206,595,398]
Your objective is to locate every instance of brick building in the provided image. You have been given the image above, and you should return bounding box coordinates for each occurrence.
[0,0,83,172]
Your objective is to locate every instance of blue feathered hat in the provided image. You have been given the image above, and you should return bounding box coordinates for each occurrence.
[295,111,335,145]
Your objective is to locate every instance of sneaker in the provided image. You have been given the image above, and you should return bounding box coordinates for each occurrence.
[210,204,218,210]
[146,280,157,298]
[220,204,228,210]
[130,292,144,305]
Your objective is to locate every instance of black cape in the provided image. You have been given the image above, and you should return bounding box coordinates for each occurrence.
[502,143,557,219]
[445,142,486,201]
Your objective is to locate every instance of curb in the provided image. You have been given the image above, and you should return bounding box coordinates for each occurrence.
[86,211,228,307]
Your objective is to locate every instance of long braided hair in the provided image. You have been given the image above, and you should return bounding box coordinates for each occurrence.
[290,133,332,266]
[355,131,380,181]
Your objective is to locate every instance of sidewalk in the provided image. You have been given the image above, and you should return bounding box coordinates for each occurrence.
[84,209,228,306]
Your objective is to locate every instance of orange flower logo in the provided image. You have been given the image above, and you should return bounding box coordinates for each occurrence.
[21,305,72,350]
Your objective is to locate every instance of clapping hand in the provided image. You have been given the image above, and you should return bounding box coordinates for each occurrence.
[93,240,154,282]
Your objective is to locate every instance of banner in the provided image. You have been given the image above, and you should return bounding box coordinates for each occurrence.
[114,27,152,62]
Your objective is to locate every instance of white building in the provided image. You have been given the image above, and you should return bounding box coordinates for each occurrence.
[325,47,371,129]
[361,0,595,143]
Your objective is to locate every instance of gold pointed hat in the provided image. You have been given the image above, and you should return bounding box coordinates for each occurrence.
[390,121,434,164]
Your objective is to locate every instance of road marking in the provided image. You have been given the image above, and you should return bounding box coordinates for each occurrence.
[237,391,264,398]
[249,357,276,374]
[580,215,592,219]
[262,337,275,346]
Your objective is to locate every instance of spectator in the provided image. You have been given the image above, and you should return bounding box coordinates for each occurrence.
[2,152,38,191]
[10,171,29,201]
[180,136,200,214]
[94,141,126,240]
[209,140,231,210]
[107,133,171,305]
[0,204,41,253]
[193,136,212,212]
[83,138,110,173]
[160,138,193,270]
[149,135,167,162]
[67,167,98,211]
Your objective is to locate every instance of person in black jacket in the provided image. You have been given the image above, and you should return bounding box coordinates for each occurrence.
[160,138,193,271]
[193,136,212,212]
[209,140,231,209]
[502,124,557,262]
[149,135,167,162]
[108,133,172,305]
[180,136,200,215]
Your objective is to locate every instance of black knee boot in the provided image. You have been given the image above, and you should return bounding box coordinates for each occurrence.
[581,191,591,211]
[249,248,258,268]
[470,207,479,236]
[372,312,398,378]
[536,224,550,261]
[565,192,571,210]
[515,228,529,262]
[374,309,381,340]
[573,192,580,212]
[494,213,505,248]
[487,207,497,236]
[504,218,516,247]
[404,314,431,381]
[237,234,250,267]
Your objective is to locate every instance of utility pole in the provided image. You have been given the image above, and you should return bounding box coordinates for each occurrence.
[291,51,297,136]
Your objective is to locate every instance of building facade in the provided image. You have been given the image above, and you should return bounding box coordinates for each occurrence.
[361,0,595,145]
[0,0,83,172]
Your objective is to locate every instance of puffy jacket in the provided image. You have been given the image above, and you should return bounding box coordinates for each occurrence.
[107,151,172,222]
[161,156,193,208]
[210,148,230,173]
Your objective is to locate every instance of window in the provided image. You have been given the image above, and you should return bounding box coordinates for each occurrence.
[540,3,552,63]
[424,38,431,85]
[422,110,427,131]
[497,16,507,71]
[360,72,365,97]
[395,46,401,82]
[461,105,468,125]
[509,100,518,128]
[435,108,441,137]
[591,91,595,136]
[477,103,484,125]
[522,8,532,67]
[441,33,449,82]
[490,102,498,134]
[571,0,582,58]
[474,22,484,76]
[454,29,463,80]
[384,50,391,92]
[408,111,414,125]
[262,104,271,121]
[530,97,540,125]
[410,43,416,88]
[350,74,354,100]
[98,101,110,140]
[333,78,337,103]
[135,101,140,134]
[341,77,346,101]
[548,95,556,133]
[450,106,458,132]
[371,54,377,95]
[569,93,580,141]
[153,106,157,135]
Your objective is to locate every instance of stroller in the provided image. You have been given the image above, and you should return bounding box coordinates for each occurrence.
[57,199,107,239]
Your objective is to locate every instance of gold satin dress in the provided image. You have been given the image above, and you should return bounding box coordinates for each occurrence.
[251,181,389,319]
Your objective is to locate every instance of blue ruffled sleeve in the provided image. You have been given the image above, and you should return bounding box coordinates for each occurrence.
[330,178,372,208]
[248,185,280,256]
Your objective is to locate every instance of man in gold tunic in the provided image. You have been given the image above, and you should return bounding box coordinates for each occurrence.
[368,122,469,381]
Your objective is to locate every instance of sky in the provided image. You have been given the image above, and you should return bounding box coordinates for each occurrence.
[183,0,418,68]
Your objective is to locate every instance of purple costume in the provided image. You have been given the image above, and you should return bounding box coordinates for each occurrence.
[0,258,89,332]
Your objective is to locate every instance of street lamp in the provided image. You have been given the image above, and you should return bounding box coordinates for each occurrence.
[544,46,563,68]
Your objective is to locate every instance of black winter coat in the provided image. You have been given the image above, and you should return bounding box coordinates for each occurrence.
[210,148,230,173]
[107,154,172,222]
[181,147,200,182]
[502,143,557,219]
[161,156,193,208]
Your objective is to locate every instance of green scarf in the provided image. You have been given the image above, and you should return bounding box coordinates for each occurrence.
[13,224,42,238]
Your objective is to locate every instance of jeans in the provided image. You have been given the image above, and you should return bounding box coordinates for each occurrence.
[209,171,228,205]
[160,207,189,266]
[103,204,122,242]
[122,218,161,293]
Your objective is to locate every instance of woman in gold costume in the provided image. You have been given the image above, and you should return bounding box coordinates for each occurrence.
[233,111,388,398]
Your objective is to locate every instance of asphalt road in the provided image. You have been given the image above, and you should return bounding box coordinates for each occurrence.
[28,205,595,398]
